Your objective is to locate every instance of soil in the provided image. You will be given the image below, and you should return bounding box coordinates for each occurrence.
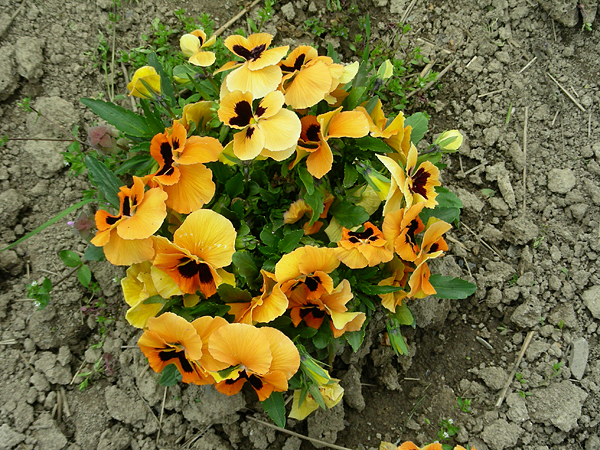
[0,0,599,449]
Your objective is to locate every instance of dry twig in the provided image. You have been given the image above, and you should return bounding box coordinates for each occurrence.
[246,416,354,450]
[522,106,528,214]
[478,87,508,98]
[461,223,502,258]
[518,56,537,74]
[214,0,262,37]
[401,0,419,23]
[156,386,168,445]
[406,59,457,99]
[496,330,534,407]
[546,73,586,112]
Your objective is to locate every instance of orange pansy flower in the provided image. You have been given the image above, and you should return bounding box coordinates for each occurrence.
[382,203,426,262]
[152,209,236,297]
[377,144,440,213]
[293,107,369,179]
[227,270,288,324]
[138,312,205,384]
[180,30,216,67]
[149,121,222,214]
[275,246,340,301]
[278,46,342,109]
[216,33,289,99]
[397,442,443,450]
[209,323,300,401]
[288,279,365,337]
[335,222,393,269]
[91,176,167,266]
[218,90,301,160]
[378,257,412,312]
[357,99,407,140]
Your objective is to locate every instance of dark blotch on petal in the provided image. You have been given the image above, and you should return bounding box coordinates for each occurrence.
[105,216,120,225]
[306,124,320,142]
[430,243,439,253]
[348,227,374,241]
[229,101,253,127]
[121,195,131,217]
[255,104,267,118]
[155,141,176,177]
[305,276,321,292]
[411,167,431,198]
[281,52,307,73]
[246,126,255,139]
[232,44,253,61]
[249,44,266,61]
[158,350,194,373]
[247,374,264,390]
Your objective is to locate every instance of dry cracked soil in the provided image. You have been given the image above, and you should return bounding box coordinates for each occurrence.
[1,0,600,449]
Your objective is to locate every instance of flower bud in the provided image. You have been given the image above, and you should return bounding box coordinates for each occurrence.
[437,129,463,152]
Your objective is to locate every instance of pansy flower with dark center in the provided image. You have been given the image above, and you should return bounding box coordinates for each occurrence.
[137,312,205,384]
[275,246,340,302]
[180,29,216,67]
[288,279,365,337]
[408,219,451,299]
[382,203,426,262]
[377,143,440,213]
[152,209,236,297]
[227,270,288,324]
[218,90,301,161]
[208,324,300,401]
[148,121,222,214]
[292,107,369,179]
[397,442,444,450]
[377,257,413,312]
[215,33,289,99]
[278,45,343,109]
[91,176,167,266]
[335,222,393,269]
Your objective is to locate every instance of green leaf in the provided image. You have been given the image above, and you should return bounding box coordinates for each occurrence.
[1,198,95,252]
[343,163,358,188]
[405,112,429,145]
[304,188,325,226]
[115,154,155,176]
[419,206,461,226]
[59,250,81,268]
[84,155,122,208]
[217,284,252,303]
[77,265,92,288]
[308,383,327,409]
[297,165,314,195]
[354,136,394,153]
[159,364,182,387]
[361,284,405,295]
[147,52,175,105]
[278,229,304,253]
[387,322,408,356]
[260,392,286,428]
[344,327,365,352]
[430,275,477,299]
[232,251,259,286]
[84,244,105,261]
[225,173,244,198]
[329,201,369,228]
[345,85,367,111]
[391,303,415,327]
[80,98,154,138]
[435,187,463,209]
[312,323,333,349]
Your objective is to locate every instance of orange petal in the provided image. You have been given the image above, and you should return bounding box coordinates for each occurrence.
[162,163,215,214]
[208,323,273,375]
[116,186,167,240]
[189,51,216,67]
[232,126,266,160]
[258,108,301,152]
[306,140,333,179]
[226,64,283,99]
[282,59,333,109]
[176,136,223,165]
[102,229,154,266]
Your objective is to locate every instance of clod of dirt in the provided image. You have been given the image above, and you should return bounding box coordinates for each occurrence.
[510,296,543,328]
[0,45,18,101]
[181,384,245,427]
[582,285,600,319]
[537,0,597,27]
[501,217,539,246]
[528,380,587,432]
[15,37,44,81]
[481,418,523,450]
[341,365,365,411]
[547,168,576,194]
[0,423,25,449]
[0,189,26,229]
[307,402,345,448]
[29,412,68,450]
[569,337,589,380]
[506,392,529,423]
[67,383,111,448]
[478,366,509,391]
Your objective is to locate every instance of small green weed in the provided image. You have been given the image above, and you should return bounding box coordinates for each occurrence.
[456,397,472,413]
